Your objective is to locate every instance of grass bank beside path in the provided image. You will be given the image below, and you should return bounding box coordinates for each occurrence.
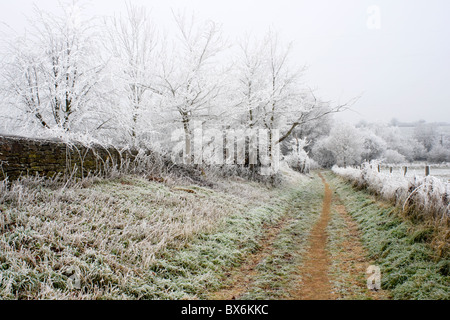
[325,172,449,300]
[0,167,308,299]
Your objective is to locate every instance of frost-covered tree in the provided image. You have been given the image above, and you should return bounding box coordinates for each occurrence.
[261,32,303,143]
[371,124,419,161]
[284,101,334,155]
[284,137,312,173]
[104,3,159,145]
[360,129,387,161]
[313,122,365,167]
[428,145,450,163]
[414,123,438,152]
[232,31,349,154]
[154,12,227,163]
[311,139,336,168]
[231,34,269,130]
[0,1,106,134]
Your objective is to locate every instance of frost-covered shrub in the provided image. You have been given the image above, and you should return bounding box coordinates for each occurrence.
[404,175,450,221]
[284,150,312,173]
[283,138,313,173]
[308,158,321,171]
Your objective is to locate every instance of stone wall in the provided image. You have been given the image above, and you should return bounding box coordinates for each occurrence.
[0,135,138,181]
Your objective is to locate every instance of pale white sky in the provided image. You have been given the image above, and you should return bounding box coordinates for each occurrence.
[1,0,450,124]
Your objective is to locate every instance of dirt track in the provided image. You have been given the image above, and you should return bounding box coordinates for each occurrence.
[291,173,335,299]
[209,216,292,300]
[209,172,389,300]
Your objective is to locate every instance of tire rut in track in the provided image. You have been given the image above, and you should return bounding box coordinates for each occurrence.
[208,216,291,300]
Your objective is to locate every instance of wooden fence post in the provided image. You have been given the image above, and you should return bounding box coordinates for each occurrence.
[425,166,430,177]
[404,166,408,176]
[390,167,393,174]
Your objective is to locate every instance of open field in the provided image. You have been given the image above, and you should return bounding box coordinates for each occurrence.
[379,164,450,183]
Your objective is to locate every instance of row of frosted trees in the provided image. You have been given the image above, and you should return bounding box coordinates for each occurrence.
[0,2,349,164]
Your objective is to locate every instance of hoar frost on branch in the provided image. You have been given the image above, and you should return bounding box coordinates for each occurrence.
[0,2,107,135]
[104,3,159,146]
[231,31,354,145]
[154,11,228,163]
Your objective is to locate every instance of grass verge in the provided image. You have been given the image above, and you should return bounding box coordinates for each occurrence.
[0,169,307,299]
[325,172,449,300]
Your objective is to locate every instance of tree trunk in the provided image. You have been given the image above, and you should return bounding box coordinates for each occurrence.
[182,117,192,165]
